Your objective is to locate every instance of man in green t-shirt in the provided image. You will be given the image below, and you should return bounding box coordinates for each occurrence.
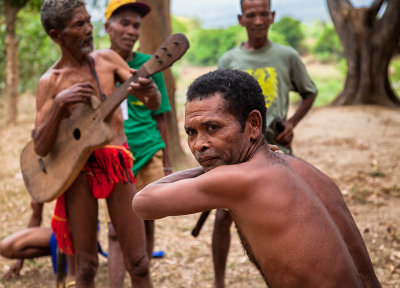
[212,0,317,287]
[104,0,171,286]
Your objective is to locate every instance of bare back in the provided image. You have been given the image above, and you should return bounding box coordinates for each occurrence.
[227,149,380,287]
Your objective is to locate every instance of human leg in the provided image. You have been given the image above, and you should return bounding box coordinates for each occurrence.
[212,209,233,288]
[107,222,125,288]
[107,182,152,288]
[0,227,52,259]
[135,150,165,259]
[66,173,99,288]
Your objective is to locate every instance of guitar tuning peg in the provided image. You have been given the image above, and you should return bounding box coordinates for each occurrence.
[173,42,179,45]
[157,59,163,64]
[161,47,167,51]
[166,53,172,57]
[155,55,160,59]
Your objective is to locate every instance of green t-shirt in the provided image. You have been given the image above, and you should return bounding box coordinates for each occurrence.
[124,52,171,175]
[218,42,317,148]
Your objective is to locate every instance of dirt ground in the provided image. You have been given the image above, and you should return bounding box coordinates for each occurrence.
[0,65,399,287]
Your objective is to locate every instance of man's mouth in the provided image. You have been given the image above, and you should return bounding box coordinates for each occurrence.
[197,156,218,167]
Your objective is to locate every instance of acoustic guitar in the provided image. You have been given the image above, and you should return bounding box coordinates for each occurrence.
[20,33,189,203]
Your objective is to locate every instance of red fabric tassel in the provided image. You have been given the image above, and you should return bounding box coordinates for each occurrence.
[51,194,74,255]
[51,143,135,255]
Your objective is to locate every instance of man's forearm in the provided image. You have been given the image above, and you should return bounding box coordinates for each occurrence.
[287,94,316,127]
[33,103,66,156]
[154,167,205,184]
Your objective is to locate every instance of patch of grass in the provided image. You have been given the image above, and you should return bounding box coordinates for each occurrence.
[290,72,345,107]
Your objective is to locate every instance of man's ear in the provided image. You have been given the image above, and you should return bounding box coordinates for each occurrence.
[49,29,62,45]
[238,14,244,27]
[270,11,276,24]
[247,110,262,139]
[105,21,111,34]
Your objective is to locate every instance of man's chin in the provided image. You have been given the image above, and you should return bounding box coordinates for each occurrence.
[81,45,94,55]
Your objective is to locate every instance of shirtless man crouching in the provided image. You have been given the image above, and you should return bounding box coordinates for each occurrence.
[133,69,381,287]
[34,0,160,286]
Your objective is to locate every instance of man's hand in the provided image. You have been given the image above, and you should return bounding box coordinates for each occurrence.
[276,121,294,147]
[268,144,284,154]
[54,82,94,108]
[3,259,24,281]
[128,70,161,111]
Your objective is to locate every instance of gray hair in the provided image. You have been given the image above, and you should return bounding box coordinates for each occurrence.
[41,0,86,35]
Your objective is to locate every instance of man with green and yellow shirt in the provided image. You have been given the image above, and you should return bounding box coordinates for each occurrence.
[212,0,317,287]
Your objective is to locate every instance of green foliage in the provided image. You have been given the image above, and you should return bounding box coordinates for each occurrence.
[312,23,343,63]
[389,57,400,97]
[16,10,60,92]
[271,16,304,52]
[186,25,245,66]
[172,16,201,35]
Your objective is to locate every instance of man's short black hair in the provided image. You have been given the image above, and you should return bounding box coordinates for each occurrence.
[41,0,85,35]
[186,69,267,134]
[240,0,271,12]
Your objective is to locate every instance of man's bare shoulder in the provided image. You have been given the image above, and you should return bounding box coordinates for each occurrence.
[37,62,61,98]
[91,49,124,64]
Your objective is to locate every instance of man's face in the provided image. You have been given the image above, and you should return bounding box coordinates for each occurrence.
[184,94,250,172]
[239,0,275,40]
[60,6,93,55]
[106,10,142,57]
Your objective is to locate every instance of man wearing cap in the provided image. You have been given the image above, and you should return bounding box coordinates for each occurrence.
[104,1,171,287]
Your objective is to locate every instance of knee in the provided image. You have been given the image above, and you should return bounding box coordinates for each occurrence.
[76,252,98,281]
[125,253,150,279]
[0,239,14,259]
[215,209,233,228]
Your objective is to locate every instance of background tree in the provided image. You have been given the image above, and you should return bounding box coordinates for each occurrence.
[327,0,400,106]
[2,0,43,124]
[138,0,190,166]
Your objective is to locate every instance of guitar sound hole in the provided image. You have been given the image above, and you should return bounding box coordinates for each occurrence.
[73,128,81,140]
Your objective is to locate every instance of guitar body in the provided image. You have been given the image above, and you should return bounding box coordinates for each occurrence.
[20,33,189,203]
[21,103,113,202]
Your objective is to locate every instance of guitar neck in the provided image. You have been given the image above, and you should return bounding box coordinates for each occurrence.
[97,65,150,120]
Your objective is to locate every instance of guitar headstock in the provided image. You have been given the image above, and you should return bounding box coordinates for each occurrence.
[143,33,189,75]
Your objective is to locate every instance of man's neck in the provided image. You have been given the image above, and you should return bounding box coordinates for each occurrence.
[243,37,269,51]
[110,46,134,62]
[244,136,267,162]
[59,47,90,67]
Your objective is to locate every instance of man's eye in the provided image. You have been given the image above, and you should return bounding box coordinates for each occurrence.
[245,13,255,18]
[186,129,196,136]
[207,125,218,132]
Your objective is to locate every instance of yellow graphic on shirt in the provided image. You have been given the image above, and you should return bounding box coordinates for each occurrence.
[131,99,144,106]
[245,67,278,108]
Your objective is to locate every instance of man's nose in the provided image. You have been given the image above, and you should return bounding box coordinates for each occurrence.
[85,22,93,35]
[193,134,210,152]
[254,15,264,24]
[126,25,138,36]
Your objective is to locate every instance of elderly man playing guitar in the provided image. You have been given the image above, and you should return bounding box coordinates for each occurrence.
[29,0,166,286]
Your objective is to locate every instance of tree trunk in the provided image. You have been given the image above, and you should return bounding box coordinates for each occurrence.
[327,0,400,107]
[139,0,191,166]
[4,0,20,124]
